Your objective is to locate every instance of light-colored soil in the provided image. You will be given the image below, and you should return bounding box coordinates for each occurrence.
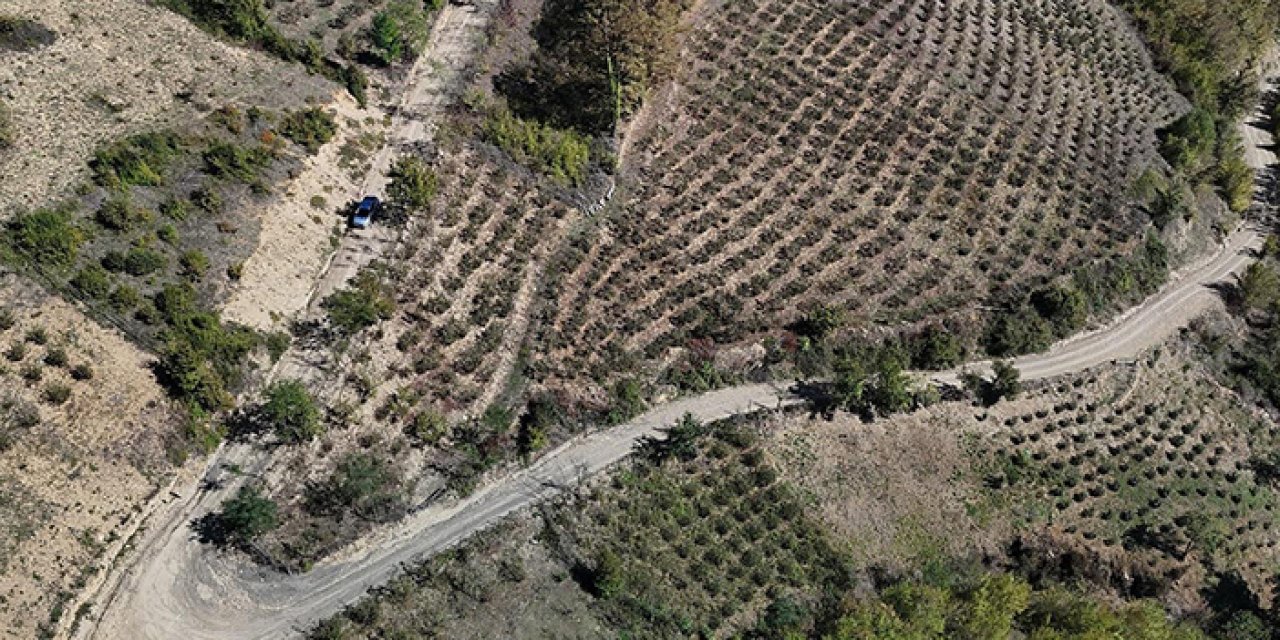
[0,0,332,219]
[0,271,178,639]
[222,97,388,330]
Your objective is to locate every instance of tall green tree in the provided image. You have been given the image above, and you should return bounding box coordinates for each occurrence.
[261,379,322,443]
[1239,261,1279,310]
[217,485,279,543]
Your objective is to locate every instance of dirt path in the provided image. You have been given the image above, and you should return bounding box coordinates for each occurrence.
[78,37,1280,640]
[69,3,497,639]
[79,210,1270,640]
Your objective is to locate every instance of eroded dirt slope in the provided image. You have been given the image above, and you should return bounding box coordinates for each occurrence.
[0,0,332,218]
[0,271,180,639]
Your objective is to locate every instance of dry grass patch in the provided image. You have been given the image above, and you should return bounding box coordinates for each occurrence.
[0,0,332,218]
[0,271,180,639]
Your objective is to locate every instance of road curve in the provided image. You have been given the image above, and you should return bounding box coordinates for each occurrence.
[81,38,1280,640]
[85,384,797,639]
[82,218,1267,640]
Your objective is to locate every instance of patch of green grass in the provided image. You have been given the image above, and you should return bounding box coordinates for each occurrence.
[90,131,184,188]
[280,108,337,154]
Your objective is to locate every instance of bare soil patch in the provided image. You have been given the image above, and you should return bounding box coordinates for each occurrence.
[222,97,388,330]
[0,271,179,639]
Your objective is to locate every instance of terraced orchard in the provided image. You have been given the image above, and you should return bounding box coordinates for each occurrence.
[378,147,575,414]
[534,0,1186,383]
[971,348,1280,599]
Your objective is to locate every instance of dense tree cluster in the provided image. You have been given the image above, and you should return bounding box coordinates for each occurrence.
[497,0,692,132]
[1120,0,1280,213]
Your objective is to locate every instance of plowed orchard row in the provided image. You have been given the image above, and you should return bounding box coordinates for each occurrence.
[528,0,1184,386]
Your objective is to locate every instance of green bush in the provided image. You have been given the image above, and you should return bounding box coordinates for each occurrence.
[215,485,279,543]
[5,342,26,362]
[103,248,167,277]
[0,101,13,150]
[260,380,322,443]
[160,198,191,221]
[306,453,405,521]
[42,346,68,368]
[179,250,210,280]
[342,65,368,108]
[108,285,141,312]
[1158,108,1217,171]
[95,193,152,231]
[191,186,224,215]
[24,327,47,345]
[203,141,271,182]
[386,155,438,213]
[1217,136,1255,213]
[157,223,179,244]
[152,283,258,411]
[280,107,337,154]
[5,207,83,267]
[41,383,71,406]
[407,408,448,444]
[321,268,395,336]
[159,0,281,45]
[906,325,963,370]
[370,11,403,64]
[69,265,112,299]
[369,0,435,65]
[90,131,183,188]
[483,103,590,185]
[985,306,1053,357]
[264,331,290,363]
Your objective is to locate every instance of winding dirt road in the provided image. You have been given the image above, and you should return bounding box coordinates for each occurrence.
[75,30,1280,640]
[80,204,1269,640]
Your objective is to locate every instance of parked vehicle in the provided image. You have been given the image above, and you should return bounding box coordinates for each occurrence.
[350,196,381,229]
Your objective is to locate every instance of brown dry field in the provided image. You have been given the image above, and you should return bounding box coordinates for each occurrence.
[774,338,1280,612]
[0,0,331,219]
[0,271,180,639]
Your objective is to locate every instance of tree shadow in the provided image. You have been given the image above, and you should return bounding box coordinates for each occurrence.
[1202,571,1263,619]
[191,511,234,547]
[224,405,269,443]
[1207,281,1244,315]
[789,380,837,419]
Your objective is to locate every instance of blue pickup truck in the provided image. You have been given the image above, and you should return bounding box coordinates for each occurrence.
[350,196,381,229]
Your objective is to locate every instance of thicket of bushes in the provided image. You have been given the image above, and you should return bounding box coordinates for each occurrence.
[985,234,1168,357]
[1120,0,1280,214]
[497,0,691,133]
[368,0,440,66]
[322,266,395,336]
[482,102,591,185]
[4,110,330,427]
[279,108,337,155]
[152,283,259,412]
[158,0,372,106]
[90,131,184,189]
[4,206,84,267]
